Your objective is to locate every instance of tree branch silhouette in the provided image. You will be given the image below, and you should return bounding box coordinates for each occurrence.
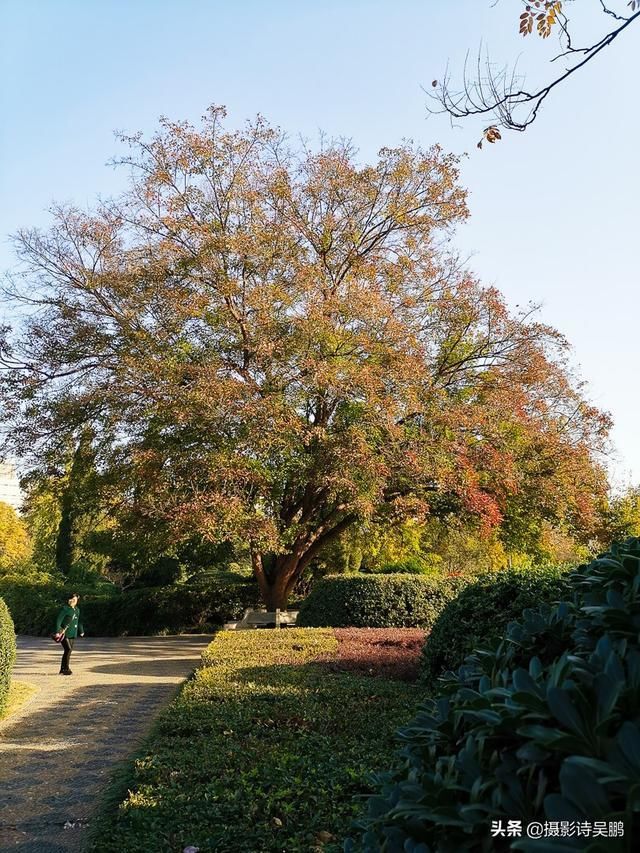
[429,2,639,145]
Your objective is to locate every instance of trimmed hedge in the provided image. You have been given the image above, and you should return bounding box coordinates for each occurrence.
[87,629,421,853]
[0,597,16,715]
[297,574,466,629]
[348,538,640,851]
[421,565,574,683]
[81,580,261,636]
[0,573,260,636]
[0,572,63,636]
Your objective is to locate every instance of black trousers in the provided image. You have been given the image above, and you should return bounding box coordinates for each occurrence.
[60,637,75,673]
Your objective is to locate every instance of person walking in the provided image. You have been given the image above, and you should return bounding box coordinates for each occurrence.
[55,593,84,675]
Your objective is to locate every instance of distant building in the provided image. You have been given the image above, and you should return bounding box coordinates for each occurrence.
[0,462,22,512]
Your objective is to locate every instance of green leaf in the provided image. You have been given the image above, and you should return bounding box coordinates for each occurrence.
[543,793,586,821]
[594,672,622,718]
[546,687,584,736]
[616,722,640,772]
[516,742,550,763]
[558,762,609,815]
[628,783,640,810]
[564,755,627,783]
[517,724,581,750]
[529,656,543,678]
[606,588,626,609]
[459,709,502,725]
[510,691,546,712]
[513,668,539,694]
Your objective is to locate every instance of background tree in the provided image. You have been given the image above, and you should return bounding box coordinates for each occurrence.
[431,1,640,144]
[0,501,32,570]
[1,107,610,608]
[21,485,61,572]
[20,431,111,577]
[595,484,640,545]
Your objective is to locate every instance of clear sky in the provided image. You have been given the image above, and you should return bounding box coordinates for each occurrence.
[1,0,637,488]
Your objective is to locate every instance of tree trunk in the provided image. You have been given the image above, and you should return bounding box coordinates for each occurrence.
[55,487,74,576]
[252,552,302,611]
[263,579,290,611]
[251,515,359,610]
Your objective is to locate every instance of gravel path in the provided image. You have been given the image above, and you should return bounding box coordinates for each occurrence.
[0,634,212,852]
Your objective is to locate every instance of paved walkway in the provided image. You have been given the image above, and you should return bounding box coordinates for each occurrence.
[0,634,212,852]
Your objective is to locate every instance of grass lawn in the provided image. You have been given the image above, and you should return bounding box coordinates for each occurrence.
[0,681,37,722]
[87,627,425,853]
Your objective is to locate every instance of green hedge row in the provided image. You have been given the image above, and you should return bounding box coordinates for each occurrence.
[349,538,640,851]
[0,573,65,636]
[0,597,16,715]
[421,565,574,683]
[297,574,467,629]
[81,580,261,636]
[87,629,421,853]
[0,573,260,636]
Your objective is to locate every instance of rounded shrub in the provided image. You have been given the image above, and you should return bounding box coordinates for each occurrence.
[296,574,466,629]
[348,538,640,852]
[422,565,574,683]
[0,597,17,715]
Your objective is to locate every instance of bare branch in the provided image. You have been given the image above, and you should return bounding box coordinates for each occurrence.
[429,5,640,138]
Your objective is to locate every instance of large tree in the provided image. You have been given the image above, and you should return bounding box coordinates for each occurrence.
[1,107,609,607]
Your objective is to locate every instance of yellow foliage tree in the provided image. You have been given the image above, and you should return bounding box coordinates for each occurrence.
[0,502,32,570]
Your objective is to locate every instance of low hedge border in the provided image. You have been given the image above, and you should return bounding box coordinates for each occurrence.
[86,628,422,853]
[296,573,467,629]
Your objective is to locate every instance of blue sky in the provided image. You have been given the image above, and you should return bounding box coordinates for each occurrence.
[1,0,637,487]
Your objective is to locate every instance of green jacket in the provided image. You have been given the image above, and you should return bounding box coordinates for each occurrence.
[55,605,84,639]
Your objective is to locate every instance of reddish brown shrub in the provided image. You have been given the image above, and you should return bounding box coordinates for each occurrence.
[313,628,427,682]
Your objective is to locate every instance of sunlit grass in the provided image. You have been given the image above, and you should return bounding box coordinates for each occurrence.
[0,680,37,721]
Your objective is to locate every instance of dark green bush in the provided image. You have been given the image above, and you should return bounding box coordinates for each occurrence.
[297,574,466,629]
[0,571,260,636]
[82,577,260,636]
[348,538,640,852]
[0,597,16,714]
[421,565,574,683]
[0,571,65,635]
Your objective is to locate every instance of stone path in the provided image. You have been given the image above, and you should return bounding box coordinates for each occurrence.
[0,634,212,852]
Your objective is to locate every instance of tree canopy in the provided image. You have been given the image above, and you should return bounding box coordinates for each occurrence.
[1,107,610,606]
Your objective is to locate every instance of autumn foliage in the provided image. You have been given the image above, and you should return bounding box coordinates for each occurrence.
[519,0,563,38]
[2,107,609,607]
